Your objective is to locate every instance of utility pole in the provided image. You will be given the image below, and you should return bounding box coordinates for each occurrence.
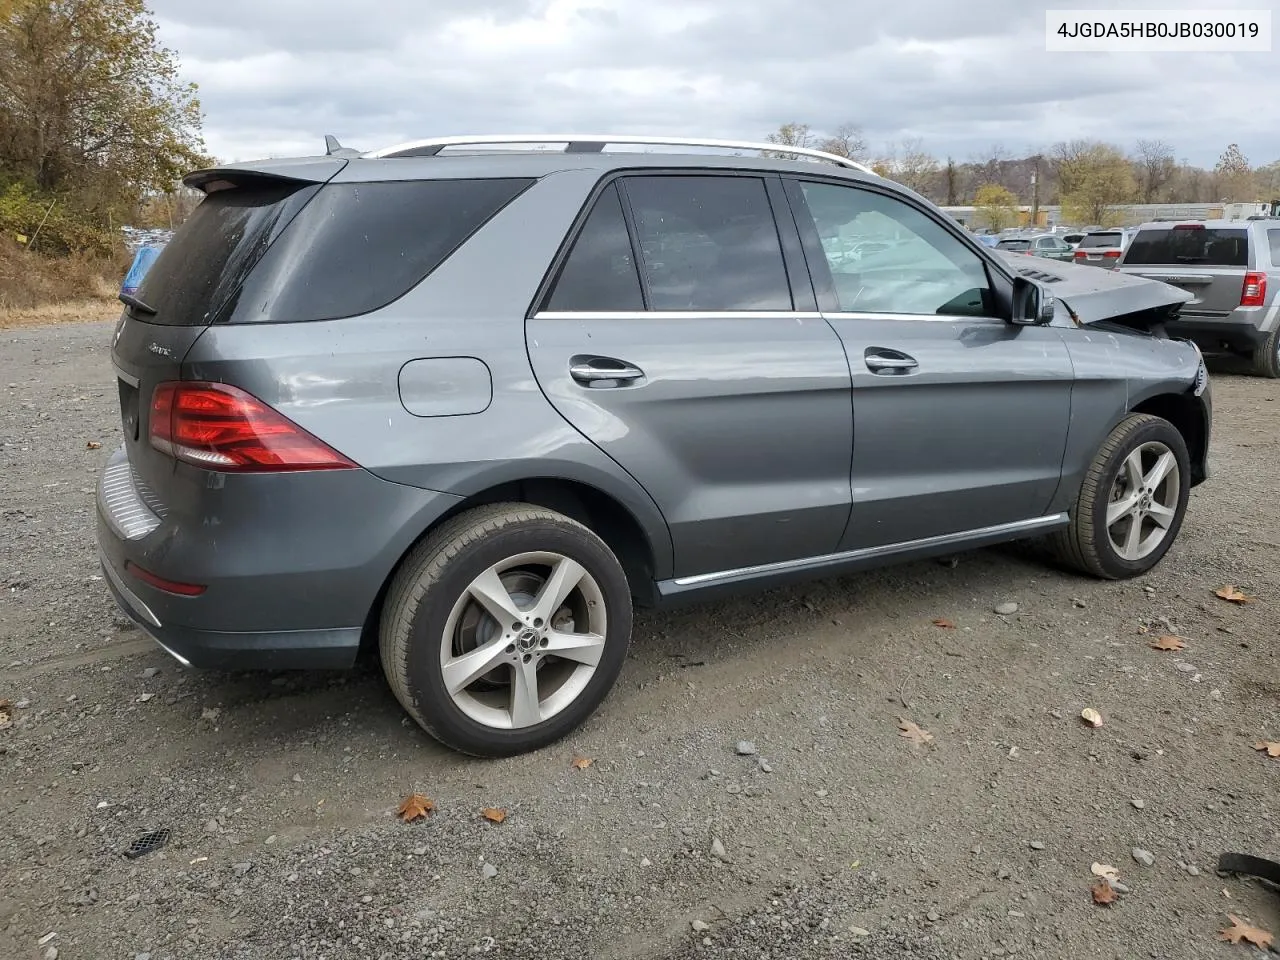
[1030,155,1041,226]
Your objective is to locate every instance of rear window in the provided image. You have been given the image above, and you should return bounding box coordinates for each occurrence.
[1123,227,1249,266]
[226,178,535,323]
[136,181,319,325]
[996,239,1031,251]
[1077,233,1124,249]
[1269,228,1280,264]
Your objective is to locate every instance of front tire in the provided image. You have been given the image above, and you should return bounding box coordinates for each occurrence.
[379,503,633,757]
[1050,414,1190,579]
[1251,326,1280,379]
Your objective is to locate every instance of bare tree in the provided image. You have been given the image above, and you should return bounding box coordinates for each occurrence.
[1133,139,1176,204]
[1214,143,1256,201]
[817,122,868,161]
[891,137,940,196]
[766,123,813,148]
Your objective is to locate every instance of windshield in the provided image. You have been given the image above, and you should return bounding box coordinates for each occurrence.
[1123,227,1249,266]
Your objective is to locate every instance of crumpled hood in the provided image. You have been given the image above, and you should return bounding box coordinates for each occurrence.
[996,252,1193,326]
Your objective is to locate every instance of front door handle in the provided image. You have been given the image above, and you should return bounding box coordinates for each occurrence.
[864,349,918,373]
[569,356,645,385]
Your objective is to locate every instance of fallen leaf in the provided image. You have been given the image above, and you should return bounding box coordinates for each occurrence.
[397,794,434,822]
[1150,635,1188,651]
[0,698,12,729]
[480,807,506,824]
[898,718,934,746]
[1215,586,1253,604]
[1081,708,1103,728]
[1090,879,1118,905]
[932,618,956,629]
[1253,741,1280,759]
[86,441,102,450]
[1090,863,1120,882]
[1218,914,1274,949]
[570,756,594,770]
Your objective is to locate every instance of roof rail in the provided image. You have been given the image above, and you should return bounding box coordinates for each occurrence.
[361,134,878,175]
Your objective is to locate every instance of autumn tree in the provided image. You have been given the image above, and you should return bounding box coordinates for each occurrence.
[1214,143,1256,201]
[974,184,1019,232]
[1052,140,1135,225]
[0,0,206,251]
[1133,139,1176,204]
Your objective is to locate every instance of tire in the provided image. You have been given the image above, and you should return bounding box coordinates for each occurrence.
[379,503,632,757]
[1050,414,1191,580]
[1251,326,1280,379]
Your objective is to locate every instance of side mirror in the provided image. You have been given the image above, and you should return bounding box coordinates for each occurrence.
[1011,276,1055,326]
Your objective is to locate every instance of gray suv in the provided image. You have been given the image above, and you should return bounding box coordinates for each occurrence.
[1116,218,1280,377]
[98,134,1212,756]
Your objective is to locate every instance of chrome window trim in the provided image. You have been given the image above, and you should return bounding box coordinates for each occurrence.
[533,311,825,321]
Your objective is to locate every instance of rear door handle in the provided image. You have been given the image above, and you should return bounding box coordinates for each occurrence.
[864,349,918,373]
[569,356,646,385]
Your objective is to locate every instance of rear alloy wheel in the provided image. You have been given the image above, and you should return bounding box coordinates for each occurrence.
[1251,326,1280,379]
[1050,414,1190,579]
[380,503,632,757]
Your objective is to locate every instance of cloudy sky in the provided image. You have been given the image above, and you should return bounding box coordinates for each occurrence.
[151,0,1278,169]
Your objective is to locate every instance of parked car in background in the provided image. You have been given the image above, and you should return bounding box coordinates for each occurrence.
[97,133,1211,757]
[1062,231,1088,248]
[995,234,1074,260]
[1117,218,1280,377]
[1072,229,1138,269]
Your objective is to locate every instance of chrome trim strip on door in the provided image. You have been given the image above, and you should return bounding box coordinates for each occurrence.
[823,311,998,324]
[534,311,825,321]
[671,514,1069,587]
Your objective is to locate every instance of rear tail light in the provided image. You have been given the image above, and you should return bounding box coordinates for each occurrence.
[1241,271,1267,308]
[149,382,358,472]
[1104,250,1122,258]
[1073,250,1087,258]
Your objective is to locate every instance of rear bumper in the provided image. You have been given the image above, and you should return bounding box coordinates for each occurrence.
[96,445,464,671]
[100,549,362,669]
[1164,316,1267,354]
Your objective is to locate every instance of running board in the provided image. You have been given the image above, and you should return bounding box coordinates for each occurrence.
[655,514,1069,602]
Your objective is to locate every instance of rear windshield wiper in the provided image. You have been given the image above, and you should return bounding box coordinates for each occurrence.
[118,292,157,316]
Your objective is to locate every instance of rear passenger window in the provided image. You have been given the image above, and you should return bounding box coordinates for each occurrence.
[622,176,793,311]
[546,183,644,311]
[226,178,535,323]
[1269,229,1280,265]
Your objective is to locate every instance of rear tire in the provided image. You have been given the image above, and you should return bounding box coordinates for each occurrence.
[1050,414,1190,580]
[1250,326,1280,379]
[379,503,632,757]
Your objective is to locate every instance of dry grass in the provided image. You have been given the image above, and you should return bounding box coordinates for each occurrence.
[0,236,125,328]
[0,297,119,330]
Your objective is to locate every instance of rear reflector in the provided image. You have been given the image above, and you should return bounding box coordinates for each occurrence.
[1242,271,1267,308]
[125,560,207,596]
[150,381,358,472]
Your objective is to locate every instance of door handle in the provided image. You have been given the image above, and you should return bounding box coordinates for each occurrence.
[569,357,645,385]
[864,350,918,373]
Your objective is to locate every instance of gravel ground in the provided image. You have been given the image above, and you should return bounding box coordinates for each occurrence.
[3,320,1279,960]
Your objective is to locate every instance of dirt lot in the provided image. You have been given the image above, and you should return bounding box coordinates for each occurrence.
[3,320,1279,960]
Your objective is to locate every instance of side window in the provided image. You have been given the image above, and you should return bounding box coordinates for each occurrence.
[1269,228,1280,266]
[796,181,994,317]
[621,176,793,311]
[546,183,644,311]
